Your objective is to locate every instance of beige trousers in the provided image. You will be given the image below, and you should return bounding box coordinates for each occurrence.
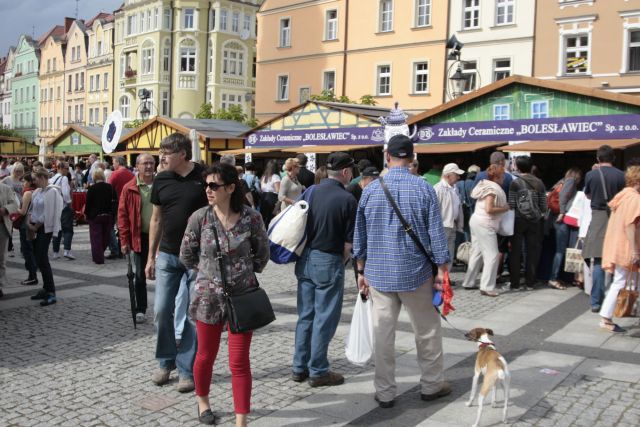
[369,280,445,401]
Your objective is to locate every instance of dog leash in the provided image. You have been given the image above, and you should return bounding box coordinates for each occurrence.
[434,306,482,344]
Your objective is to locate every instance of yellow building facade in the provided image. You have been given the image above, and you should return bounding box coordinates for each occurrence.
[38,25,66,144]
[64,20,89,127]
[86,13,115,127]
[256,0,448,122]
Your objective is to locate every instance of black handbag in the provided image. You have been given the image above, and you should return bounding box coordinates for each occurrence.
[211,212,275,333]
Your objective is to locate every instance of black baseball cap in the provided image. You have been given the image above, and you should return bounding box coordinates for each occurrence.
[326,152,355,171]
[361,166,380,178]
[387,135,414,159]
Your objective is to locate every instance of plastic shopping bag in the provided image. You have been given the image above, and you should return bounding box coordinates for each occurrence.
[345,294,374,366]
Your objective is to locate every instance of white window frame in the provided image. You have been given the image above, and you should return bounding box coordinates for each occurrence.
[492,58,511,81]
[161,91,169,115]
[163,8,172,30]
[462,60,478,93]
[495,0,515,26]
[622,25,640,73]
[183,8,196,30]
[180,46,197,73]
[119,95,131,119]
[89,75,94,92]
[325,10,338,41]
[222,43,245,76]
[277,74,289,101]
[376,64,391,96]
[379,0,393,33]
[531,100,549,119]
[323,70,336,92]
[493,104,510,120]
[243,15,251,32]
[163,39,171,72]
[280,18,291,47]
[104,72,108,91]
[561,32,591,75]
[415,0,432,28]
[463,0,480,30]
[220,9,228,31]
[142,46,154,75]
[232,12,239,33]
[413,61,429,94]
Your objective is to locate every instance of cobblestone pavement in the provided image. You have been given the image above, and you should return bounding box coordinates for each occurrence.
[1,225,640,426]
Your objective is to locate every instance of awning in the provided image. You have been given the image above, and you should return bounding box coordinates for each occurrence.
[414,142,505,154]
[499,139,640,154]
[281,144,382,153]
[217,148,279,156]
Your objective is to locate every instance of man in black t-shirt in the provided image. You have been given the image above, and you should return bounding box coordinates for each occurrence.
[296,153,315,189]
[145,133,207,393]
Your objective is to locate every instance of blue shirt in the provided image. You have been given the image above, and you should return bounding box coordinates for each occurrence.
[473,170,513,194]
[353,167,450,292]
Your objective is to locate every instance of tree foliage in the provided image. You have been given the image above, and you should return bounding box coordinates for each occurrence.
[124,119,146,129]
[309,90,377,106]
[0,128,23,138]
[196,103,258,127]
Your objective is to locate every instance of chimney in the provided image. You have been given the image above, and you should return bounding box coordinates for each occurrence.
[64,17,75,33]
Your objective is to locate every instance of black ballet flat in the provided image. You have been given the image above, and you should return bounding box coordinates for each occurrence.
[198,406,217,425]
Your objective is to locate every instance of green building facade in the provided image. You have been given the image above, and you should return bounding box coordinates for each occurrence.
[12,35,40,143]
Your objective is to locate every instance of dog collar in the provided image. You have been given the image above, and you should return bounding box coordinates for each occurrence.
[479,342,495,349]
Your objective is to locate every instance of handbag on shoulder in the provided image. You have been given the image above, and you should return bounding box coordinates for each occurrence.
[211,211,275,333]
[614,271,638,318]
[564,239,584,274]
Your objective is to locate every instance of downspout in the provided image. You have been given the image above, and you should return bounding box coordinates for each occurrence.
[530,0,538,80]
[205,1,211,106]
[341,0,349,97]
[442,0,451,104]
[169,1,175,117]
[111,22,116,120]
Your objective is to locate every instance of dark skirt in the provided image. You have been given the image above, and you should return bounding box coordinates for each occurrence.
[582,210,609,259]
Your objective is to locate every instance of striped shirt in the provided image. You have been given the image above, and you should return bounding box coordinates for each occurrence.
[353,167,450,292]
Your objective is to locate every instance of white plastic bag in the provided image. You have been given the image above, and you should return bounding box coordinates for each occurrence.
[345,295,374,366]
[497,209,515,236]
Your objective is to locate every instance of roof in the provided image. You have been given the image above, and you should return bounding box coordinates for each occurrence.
[38,25,66,45]
[498,139,640,154]
[49,124,132,146]
[86,12,115,28]
[0,58,6,74]
[409,75,640,125]
[414,142,506,154]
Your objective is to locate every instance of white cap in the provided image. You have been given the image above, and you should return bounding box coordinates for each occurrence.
[443,163,464,175]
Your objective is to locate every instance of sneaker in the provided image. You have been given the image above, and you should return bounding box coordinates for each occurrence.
[63,250,76,260]
[106,253,119,260]
[21,278,38,286]
[52,252,61,260]
[135,312,146,323]
[501,282,511,291]
[374,394,395,408]
[177,376,195,393]
[291,370,309,382]
[0,289,3,299]
[151,367,174,386]
[40,294,57,306]
[30,290,48,300]
[421,382,452,401]
[308,371,344,387]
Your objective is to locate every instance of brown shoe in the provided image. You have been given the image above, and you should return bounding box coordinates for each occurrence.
[308,371,344,387]
[421,382,452,401]
[177,376,195,393]
[151,367,174,386]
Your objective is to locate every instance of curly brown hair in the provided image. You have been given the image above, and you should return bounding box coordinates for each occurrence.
[486,164,505,183]
[626,165,640,188]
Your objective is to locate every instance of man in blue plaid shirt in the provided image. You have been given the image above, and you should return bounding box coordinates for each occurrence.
[353,134,452,408]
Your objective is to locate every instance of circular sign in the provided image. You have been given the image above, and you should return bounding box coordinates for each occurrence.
[101,110,123,154]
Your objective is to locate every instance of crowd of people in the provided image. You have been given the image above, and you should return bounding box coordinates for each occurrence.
[0,136,638,425]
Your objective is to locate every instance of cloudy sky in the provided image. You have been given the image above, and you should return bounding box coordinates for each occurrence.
[0,0,123,56]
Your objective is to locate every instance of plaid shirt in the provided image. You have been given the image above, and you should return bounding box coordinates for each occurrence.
[353,167,450,292]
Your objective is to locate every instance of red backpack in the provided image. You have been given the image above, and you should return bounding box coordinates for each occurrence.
[547,181,563,215]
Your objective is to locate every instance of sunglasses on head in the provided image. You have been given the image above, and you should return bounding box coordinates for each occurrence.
[206,182,226,191]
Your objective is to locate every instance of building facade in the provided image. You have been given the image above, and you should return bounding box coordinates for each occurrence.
[86,13,115,127]
[256,0,449,122]
[64,20,89,128]
[12,35,40,142]
[0,48,15,129]
[113,0,259,124]
[38,25,67,144]
[447,0,535,99]
[534,0,640,94]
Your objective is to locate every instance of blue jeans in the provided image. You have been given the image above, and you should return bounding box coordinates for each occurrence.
[19,224,37,278]
[550,221,570,281]
[154,252,196,379]
[293,248,345,378]
[590,258,606,309]
[174,273,189,339]
[52,205,74,253]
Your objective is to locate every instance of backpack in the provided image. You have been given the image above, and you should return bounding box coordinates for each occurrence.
[515,179,542,221]
[546,181,563,215]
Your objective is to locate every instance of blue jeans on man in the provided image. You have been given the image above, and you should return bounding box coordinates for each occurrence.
[590,258,606,310]
[293,248,345,378]
[52,205,74,253]
[154,252,196,379]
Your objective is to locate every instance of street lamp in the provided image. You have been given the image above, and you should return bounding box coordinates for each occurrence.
[138,88,151,120]
[449,66,469,99]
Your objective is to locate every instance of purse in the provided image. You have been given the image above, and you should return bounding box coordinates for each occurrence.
[564,239,584,274]
[614,271,638,318]
[456,241,471,264]
[10,212,25,229]
[211,211,275,333]
[497,209,514,236]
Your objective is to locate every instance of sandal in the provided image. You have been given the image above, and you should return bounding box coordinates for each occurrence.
[480,290,499,298]
[548,280,567,290]
[599,320,625,333]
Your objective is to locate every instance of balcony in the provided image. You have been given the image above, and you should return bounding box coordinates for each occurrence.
[222,77,245,87]
[122,69,138,87]
[178,75,196,89]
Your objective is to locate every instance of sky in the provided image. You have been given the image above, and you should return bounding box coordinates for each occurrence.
[0,0,123,57]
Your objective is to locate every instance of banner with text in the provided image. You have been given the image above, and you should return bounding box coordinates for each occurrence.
[245,127,385,147]
[416,114,640,143]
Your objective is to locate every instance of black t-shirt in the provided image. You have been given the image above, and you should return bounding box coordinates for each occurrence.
[297,167,315,189]
[584,166,626,211]
[346,182,363,203]
[151,163,208,255]
[300,179,357,254]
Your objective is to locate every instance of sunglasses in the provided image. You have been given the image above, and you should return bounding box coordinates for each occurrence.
[206,182,226,191]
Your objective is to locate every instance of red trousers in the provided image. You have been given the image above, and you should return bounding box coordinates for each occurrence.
[194,321,253,414]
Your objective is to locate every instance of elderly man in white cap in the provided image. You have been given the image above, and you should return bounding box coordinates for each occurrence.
[434,163,465,267]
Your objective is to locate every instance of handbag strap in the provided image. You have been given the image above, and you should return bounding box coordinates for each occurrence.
[209,208,232,297]
[378,176,433,261]
[597,167,609,202]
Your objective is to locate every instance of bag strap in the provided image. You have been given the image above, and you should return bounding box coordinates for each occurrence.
[597,167,609,202]
[209,208,232,297]
[378,177,432,261]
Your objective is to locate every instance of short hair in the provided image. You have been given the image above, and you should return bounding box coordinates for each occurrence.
[245,162,257,172]
[56,161,67,170]
[220,154,236,166]
[136,153,155,165]
[235,165,244,175]
[32,167,50,180]
[114,156,126,167]
[296,153,308,166]
[486,164,505,183]
[11,162,24,177]
[327,169,342,179]
[626,165,640,188]
[597,145,615,163]
[160,133,192,161]
[489,152,506,165]
[284,158,300,172]
[515,156,532,174]
[92,168,105,182]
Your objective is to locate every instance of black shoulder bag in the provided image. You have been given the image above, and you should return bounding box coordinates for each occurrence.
[211,210,276,333]
[597,167,611,217]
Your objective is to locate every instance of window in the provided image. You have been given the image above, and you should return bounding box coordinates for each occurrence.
[531,101,549,119]
[120,96,130,118]
[74,105,79,122]
[140,12,145,33]
[377,65,391,95]
[162,91,169,115]
[462,60,477,92]
[323,71,336,92]
[416,0,431,27]
[183,8,195,29]
[56,117,60,130]
[49,87,53,100]
[628,30,640,72]
[89,108,94,125]
[223,42,244,76]
[180,43,196,72]
[463,0,480,29]
[142,47,154,74]
[80,72,84,90]
[493,58,511,81]
[104,73,108,90]
[103,107,108,124]
[163,8,172,29]
[210,9,216,31]
[47,59,51,73]
[232,12,239,32]
[97,41,103,56]
[57,86,61,99]
[154,7,160,29]
[243,15,251,32]
[414,62,429,93]
[68,75,72,92]
[26,86,29,100]
[379,0,393,32]
[563,34,589,74]
[221,93,243,110]
[221,9,228,31]
[53,58,56,71]
[71,47,76,61]
[493,104,510,120]
[277,75,289,100]
[146,10,152,31]
[67,106,71,122]
[128,15,136,35]
[163,40,171,72]
[90,75,94,92]
[325,10,338,40]
[496,0,514,25]
[280,18,291,47]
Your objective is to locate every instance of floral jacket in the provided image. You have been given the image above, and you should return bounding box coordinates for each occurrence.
[180,205,270,325]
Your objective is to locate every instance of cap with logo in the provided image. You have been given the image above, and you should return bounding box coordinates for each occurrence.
[442,163,465,175]
[386,134,414,159]
[326,152,355,171]
[361,166,380,178]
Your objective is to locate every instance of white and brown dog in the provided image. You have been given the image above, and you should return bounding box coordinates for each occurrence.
[465,327,510,427]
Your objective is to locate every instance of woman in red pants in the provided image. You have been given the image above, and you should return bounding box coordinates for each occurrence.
[84,168,117,264]
[180,163,269,426]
